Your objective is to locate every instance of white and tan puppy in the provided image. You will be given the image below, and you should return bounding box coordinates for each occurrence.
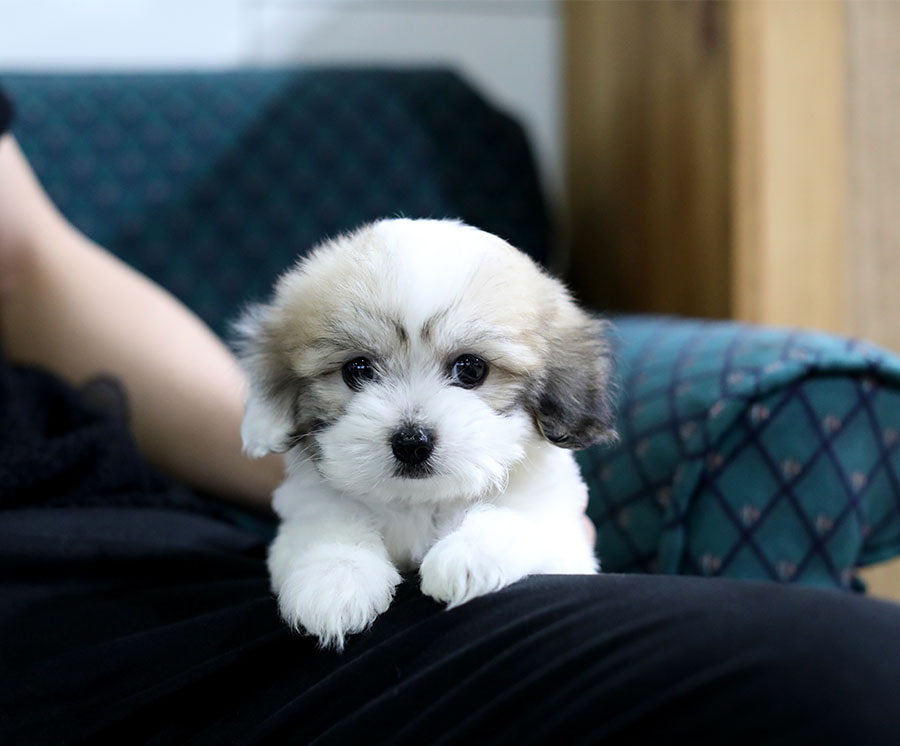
[236,218,616,649]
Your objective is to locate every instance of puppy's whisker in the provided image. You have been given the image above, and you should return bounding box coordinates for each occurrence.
[287,432,313,446]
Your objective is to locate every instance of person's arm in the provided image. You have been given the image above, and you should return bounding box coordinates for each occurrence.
[0,134,283,508]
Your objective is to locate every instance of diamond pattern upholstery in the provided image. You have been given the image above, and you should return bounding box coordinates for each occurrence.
[579,316,900,589]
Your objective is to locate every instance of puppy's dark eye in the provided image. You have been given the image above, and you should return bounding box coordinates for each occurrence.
[450,354,488,388]
[342,357,376,390]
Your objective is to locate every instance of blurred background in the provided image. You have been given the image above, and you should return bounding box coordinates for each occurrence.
[0,0,564,200]
[566,0,900,354]
[1,0,898,348]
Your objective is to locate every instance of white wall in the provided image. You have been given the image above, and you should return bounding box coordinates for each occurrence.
[0,0,563,203]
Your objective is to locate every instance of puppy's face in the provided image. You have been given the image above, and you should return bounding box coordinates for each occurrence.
[237,219,615,502]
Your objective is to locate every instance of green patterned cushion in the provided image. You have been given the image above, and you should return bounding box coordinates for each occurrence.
[3,69,550,338]
[580,315,900,589]
[8,69,900,591]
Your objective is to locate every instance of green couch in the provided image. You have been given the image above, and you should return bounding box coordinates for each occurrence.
[6,69,900,592]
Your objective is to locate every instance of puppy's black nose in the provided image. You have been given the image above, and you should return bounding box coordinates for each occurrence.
[391,426,435,465]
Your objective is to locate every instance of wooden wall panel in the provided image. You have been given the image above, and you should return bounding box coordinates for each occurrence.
[730,0,847,332]
[846,0,900,352]
[565,0,846,333]
[565,0,731,317]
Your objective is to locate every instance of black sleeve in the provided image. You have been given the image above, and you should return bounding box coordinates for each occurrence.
[0,86,13,135]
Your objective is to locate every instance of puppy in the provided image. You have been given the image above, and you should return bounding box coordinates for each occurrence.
[236,218,616,649]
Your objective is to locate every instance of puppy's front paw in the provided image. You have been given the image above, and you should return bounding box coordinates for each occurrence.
[419,530,530,608]
[276,544,401,650]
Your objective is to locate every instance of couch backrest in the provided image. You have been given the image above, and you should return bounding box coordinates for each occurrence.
[3,69,550,337]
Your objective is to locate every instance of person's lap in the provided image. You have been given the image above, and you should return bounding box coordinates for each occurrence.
[3,499,899,746]
[2,339,897,744]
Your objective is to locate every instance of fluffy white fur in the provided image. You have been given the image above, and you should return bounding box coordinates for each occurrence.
[237,218,615,650]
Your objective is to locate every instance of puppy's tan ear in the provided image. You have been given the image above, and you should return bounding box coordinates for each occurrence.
[529,308,617,450]
[233,304,295,458]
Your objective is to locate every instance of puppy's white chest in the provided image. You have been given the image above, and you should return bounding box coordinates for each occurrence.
[377,502,466,571]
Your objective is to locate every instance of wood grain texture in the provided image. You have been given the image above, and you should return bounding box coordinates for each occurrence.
[564,0,731,316]
[565,0,846,332]
[846,0,900,353]
[730,0,847,333]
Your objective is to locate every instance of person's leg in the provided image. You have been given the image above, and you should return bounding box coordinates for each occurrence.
[3,498,898,746]
[245,574,900,746]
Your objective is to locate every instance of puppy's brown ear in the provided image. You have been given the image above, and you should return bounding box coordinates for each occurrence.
[232,304,296,458]
[529,309,617,450]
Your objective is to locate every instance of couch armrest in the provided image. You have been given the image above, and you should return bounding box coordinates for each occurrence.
[580,314,900,590]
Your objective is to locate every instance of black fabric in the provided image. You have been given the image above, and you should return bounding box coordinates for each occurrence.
[2,351,900,745]
[4,523,900,746]
[0,346,231,518]
[0,85,11,135]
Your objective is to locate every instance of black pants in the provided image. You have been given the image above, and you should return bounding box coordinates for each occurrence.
[3,358,900,744]
[2,502,900,746]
